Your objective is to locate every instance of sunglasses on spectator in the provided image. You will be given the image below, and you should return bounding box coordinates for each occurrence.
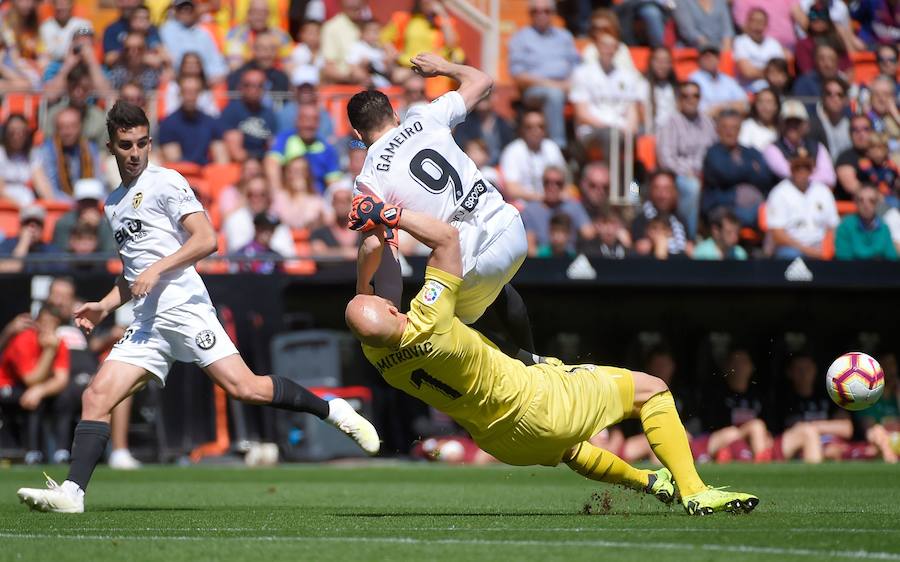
[530,8,554,14]
[824,89,845,97]
[851,126,871,133]
[680,92,700,99]
[856,196,878,204]
[543,178,565,186]
[878,56,898,63]
[406,89,425,95]
[523,122,545,129]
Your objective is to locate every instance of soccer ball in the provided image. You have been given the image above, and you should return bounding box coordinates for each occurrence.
[825,352,885,411]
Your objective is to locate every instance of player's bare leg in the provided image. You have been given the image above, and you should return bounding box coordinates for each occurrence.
[17,361,152,513]
[867,424,898,464]
[203,354,380,455]
[780,422,824,463]
[109,396,141,469]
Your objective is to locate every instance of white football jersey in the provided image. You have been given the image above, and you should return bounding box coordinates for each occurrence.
[354,91,517,274]
[104,164,212,321]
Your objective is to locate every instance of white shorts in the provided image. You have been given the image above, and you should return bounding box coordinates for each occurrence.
[455,212,528,324]
[105,299,239,385]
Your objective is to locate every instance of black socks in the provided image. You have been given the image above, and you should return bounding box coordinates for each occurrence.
[268,376,330,419]
[66,420,111,491]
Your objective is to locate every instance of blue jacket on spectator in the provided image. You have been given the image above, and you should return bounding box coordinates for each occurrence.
[701,143,774,214]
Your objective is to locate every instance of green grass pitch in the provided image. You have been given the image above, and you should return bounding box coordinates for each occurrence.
[2,462,899,561]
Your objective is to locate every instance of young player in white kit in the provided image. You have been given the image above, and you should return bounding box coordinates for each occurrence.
[348,53,539,364]
[16,102,379,514]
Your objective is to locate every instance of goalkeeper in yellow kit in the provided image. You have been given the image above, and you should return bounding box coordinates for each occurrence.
[345,194,759,515]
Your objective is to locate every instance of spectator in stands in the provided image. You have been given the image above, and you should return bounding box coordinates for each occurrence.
[0,304,72,465]
[570,32,641,140]
[835,184,897,260]
[453,92,516,167]
[286,19,323,83]
[221,68,278,162]
[396,73,428,121]
[579,209,629,259]
[701,109,773,226]
[462,138,502,190]
[632,169,692,257]
[43,39,113,147]
[1,0,40,61]
[733,0,798,50]
[835,114,874,200]
[657,81,717,237]
[105,31,163,92]
[521,166,593,257]
[579,9,638,73]
[635,48,678,134]
[793,3,852,76]
[693,208,749,260]
[277,73,334,135]
[223,175,295,256]
[673,0,734,51]
[776,351,853,464]
[160,0,227,85]
[272,156,332,230]
[346,19,394,89]
[0,206,64,273]
[41,106,103,201]
[218,158,263,219]
[794,0,865,54]
[865,76,900,161]
[851,0,900,48]
[755,57,792,96]
[102,0,161,67]
[51,178,114,253]
[266,103,341,194]
[739,87,780,151]
[766,150,839,259]
[320,0,366,83]
[792,43,842,98]
[536,213,576,258]
[874,45,900,102]
[733,8,787,90]
[763,100,836,187]
[0,34,35,93]
[498,109,566,203]
[233,212,284,274]
[310,184,358,259]
[38,0,92,80]
[125,5,164,66]
[381,0,464,89]
[160,51,220,119]
[626,1,669,48]
[225,0,292,71]
[857,133,900,205]
[689,46,749,117]
[158,75,228,165]
[0,114,52,206]
[65,219,106,272]
[226,31,291,97]
[809,77,852,160]
[577,162,610,217]
[0,313,33,352]
[507,0,580,149]
[700,347,770,461]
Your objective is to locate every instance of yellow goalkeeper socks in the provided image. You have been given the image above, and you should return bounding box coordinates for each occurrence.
[640,391,705,497]
[565,442,651,490]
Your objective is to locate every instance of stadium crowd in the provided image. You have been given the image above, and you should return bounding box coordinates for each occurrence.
[0,0,898,267]
[1,0,899,464]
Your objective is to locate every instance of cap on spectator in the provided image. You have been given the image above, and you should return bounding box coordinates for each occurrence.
[173,0,195,7]
[20,205,46,224]
[74,178,105,201]
[699,45,720,56]
[253,212,280,229]
[780,99,809,121]
[74,26,94,37]
[291,65,320,87]
[789,147,814,169]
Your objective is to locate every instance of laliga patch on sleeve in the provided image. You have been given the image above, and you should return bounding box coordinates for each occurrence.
[422,280,445,305]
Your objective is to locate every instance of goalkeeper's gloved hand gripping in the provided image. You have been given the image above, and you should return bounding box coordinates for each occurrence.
[349,194,402,236]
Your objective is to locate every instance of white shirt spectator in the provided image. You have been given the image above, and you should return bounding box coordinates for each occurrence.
[733,33,784,85]
[766,177,839,247]
[636,79,678,133]
[579,42,637,74]
[569,61,641,134]
[689,69,747,113]
[346,40,389,88]
[738,118,778,151]
[498,138,566,199]
[884,208,900,249]
[39,17,92,62]
[0,146,42,207]
[223,207,296,257]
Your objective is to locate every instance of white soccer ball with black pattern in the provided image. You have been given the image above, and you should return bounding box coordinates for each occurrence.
[825,352,885,411]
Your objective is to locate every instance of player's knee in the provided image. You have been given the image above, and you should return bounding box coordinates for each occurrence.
[745,418,767,435]
[80,385,112,420]
[632,371,668,402]
[230,378,267,404]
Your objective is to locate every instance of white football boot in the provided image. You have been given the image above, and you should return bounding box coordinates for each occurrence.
[17,473,84,513]
[326,398,381,455]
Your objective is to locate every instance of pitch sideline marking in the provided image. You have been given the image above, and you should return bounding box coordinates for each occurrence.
[40,527,900,534]
[2,532,899,560]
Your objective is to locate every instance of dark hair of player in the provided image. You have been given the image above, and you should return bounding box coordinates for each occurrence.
[347,90,395,135]
[106,101,150,141]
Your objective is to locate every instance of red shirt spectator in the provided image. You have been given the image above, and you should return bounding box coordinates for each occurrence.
[0,328,70,388]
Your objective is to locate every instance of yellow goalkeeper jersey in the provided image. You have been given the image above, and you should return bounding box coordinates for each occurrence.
[361,266,537,442]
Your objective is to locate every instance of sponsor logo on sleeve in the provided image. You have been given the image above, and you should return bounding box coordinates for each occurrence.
[195,330,217,350]
[422,280,444,305]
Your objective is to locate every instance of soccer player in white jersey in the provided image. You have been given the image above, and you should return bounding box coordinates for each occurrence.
[16,102,379,514]
[348,53,539,365]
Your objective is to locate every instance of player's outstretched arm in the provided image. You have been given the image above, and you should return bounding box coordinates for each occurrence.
[74,276,131,335]
[410,52,492,112]
[130,212,218,299]
[357,229,386,296]
[396,209,462,278]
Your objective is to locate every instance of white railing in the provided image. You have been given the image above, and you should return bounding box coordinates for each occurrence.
[446,0,500,77]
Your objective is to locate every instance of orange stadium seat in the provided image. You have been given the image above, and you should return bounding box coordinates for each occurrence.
[673,48,699,81]
[629,46,651,74]
[636,135,656,171]
[203,162,242,200]
[836,200,858,216]
[757,203,768,231]
[851,51,879,85]
[0,202,19,238]
[822,229,835,260]
[167,161,204,182]
[38,200,73,243]
[1,93,41,129]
